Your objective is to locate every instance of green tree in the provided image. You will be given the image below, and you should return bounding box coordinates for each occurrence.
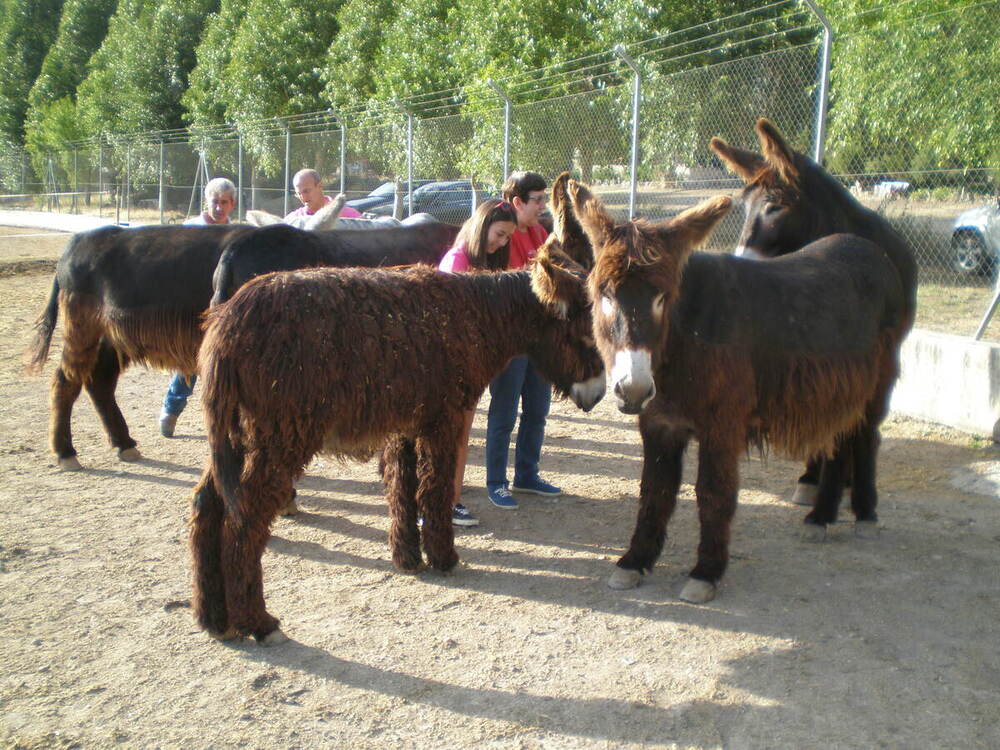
[824,0,999,182]
[76,0,217,139]
[0,0,65,144]
[182,0,247,127]
[217,0,341,176]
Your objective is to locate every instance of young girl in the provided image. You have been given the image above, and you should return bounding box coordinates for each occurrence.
[438,199,518,526]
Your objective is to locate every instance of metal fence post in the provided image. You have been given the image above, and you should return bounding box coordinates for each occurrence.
[125,143,131,223]
[802,0,833,165]
[393,100,415,216]
[283,125,291,217]
[486,79,511,181]
[73,148,79,213]
[158,139,165,224]
[98,144,103,219]
[330,108,347,196]
[614,44,642,220]
[237,130,244,221]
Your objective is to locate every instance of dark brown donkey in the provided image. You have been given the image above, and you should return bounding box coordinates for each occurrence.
[710,118,918,507]
[25,221,459,470]
[570,180,905,603]
[190,242,606,643]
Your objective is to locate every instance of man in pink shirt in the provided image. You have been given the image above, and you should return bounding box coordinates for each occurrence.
[285,168,362,220]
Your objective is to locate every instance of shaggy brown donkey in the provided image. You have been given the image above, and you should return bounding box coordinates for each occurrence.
[710,118,917,506]
[570,180,905,603]
[190,243,606,643]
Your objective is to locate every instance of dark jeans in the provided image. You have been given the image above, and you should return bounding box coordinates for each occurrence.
[162,373,196,417]
[485,356,551,488]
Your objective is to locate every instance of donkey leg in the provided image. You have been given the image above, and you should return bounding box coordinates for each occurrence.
[803,440,851,540]
[383,437,423,573]
[85,338,139,461]
[50,367,85,470]
[612,411,689,589]
[220,454,291,643]
[850,423,881,538]
[683,436,741,603]
[416,427,460,573]
[791,458,821,506]
[189,468,231,637]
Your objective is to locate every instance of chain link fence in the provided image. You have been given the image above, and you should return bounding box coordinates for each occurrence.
[1,12,997,338]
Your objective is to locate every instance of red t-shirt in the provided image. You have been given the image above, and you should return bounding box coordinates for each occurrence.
[508,224,548,270]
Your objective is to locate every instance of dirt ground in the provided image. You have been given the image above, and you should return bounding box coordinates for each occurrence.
[1,228,999,749]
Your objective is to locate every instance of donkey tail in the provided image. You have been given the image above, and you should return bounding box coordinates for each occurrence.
[24,274,61,373]
[200,314,246,512]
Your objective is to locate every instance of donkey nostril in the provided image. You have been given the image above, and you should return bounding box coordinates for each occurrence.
[613,381,626,398]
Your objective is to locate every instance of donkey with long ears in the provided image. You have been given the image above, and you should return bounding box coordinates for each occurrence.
[568,179,905,603]
[190,241,605,643]
[709,118,917,507]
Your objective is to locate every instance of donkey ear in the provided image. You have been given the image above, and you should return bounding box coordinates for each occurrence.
[663,195,733,251]
[550,171,594,270]
[709,136,765,182]
[567,179,615,256]
[530,239,583,319]
[245,209,282,227]
[304,193,346,231]
[755,118,799,187]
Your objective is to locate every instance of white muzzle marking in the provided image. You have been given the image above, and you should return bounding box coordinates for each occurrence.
[570,372,607,412]
[612,349,655,412]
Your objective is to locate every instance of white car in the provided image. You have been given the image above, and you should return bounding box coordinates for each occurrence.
[952,198,1000,276]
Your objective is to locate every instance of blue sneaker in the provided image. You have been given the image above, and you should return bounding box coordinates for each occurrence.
[512,476,562,497]
[487,485,519,509]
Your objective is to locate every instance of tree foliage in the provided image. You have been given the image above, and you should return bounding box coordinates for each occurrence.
[75,0,218,139]
[0,0,65,144]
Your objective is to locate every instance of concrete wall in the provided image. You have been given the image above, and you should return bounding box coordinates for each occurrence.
[891,328,1000,440]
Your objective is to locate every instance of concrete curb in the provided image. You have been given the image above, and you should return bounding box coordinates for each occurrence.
[891,328,1000,440]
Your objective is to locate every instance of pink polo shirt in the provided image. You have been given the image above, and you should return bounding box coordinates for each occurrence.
[285,195,362,220]
[438,243,472,273]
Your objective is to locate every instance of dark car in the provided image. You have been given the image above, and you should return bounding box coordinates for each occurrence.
[365,180,496,225]
[344,179,435,215]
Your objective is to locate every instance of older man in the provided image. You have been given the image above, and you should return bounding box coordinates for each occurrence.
[285,168,362,220]
[160,178,237,437]
[184,177,237,225]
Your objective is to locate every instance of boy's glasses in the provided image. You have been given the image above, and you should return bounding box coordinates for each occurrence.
[526,194,548,204]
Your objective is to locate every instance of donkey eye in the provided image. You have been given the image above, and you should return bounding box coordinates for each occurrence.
[764,202,784,216]
[600,296,616,318]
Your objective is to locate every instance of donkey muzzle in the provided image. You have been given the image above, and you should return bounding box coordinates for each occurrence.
[570,372,607,412]
[611,349,656,414]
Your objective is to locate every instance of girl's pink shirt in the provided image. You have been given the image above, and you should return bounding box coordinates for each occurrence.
[438,243,472,273]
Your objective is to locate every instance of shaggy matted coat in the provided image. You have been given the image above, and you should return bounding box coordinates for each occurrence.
[190,244,605,643]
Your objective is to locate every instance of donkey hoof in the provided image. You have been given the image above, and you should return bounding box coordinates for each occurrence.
[57,455,83,471]
[801,523,827,543]
[208,626,241,641]
[791,482,819,506]
[279,498,299,516]
[607,567,642,590]
[854,520,880,539]
[679,578,717,603]
[258,628,289,647]
[118,447,142,462]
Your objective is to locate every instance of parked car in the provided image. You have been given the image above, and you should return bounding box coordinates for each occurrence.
[344,179,434,215]
[365,180,496,225]
[951,197,1000,276]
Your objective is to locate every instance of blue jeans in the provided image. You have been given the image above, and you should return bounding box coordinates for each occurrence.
[162,373,196,417]
[486,356,552,488]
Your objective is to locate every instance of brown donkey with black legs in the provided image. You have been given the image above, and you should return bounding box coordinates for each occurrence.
[710,118,917,507]
[570,179,905,603]
[190,243,606,644]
